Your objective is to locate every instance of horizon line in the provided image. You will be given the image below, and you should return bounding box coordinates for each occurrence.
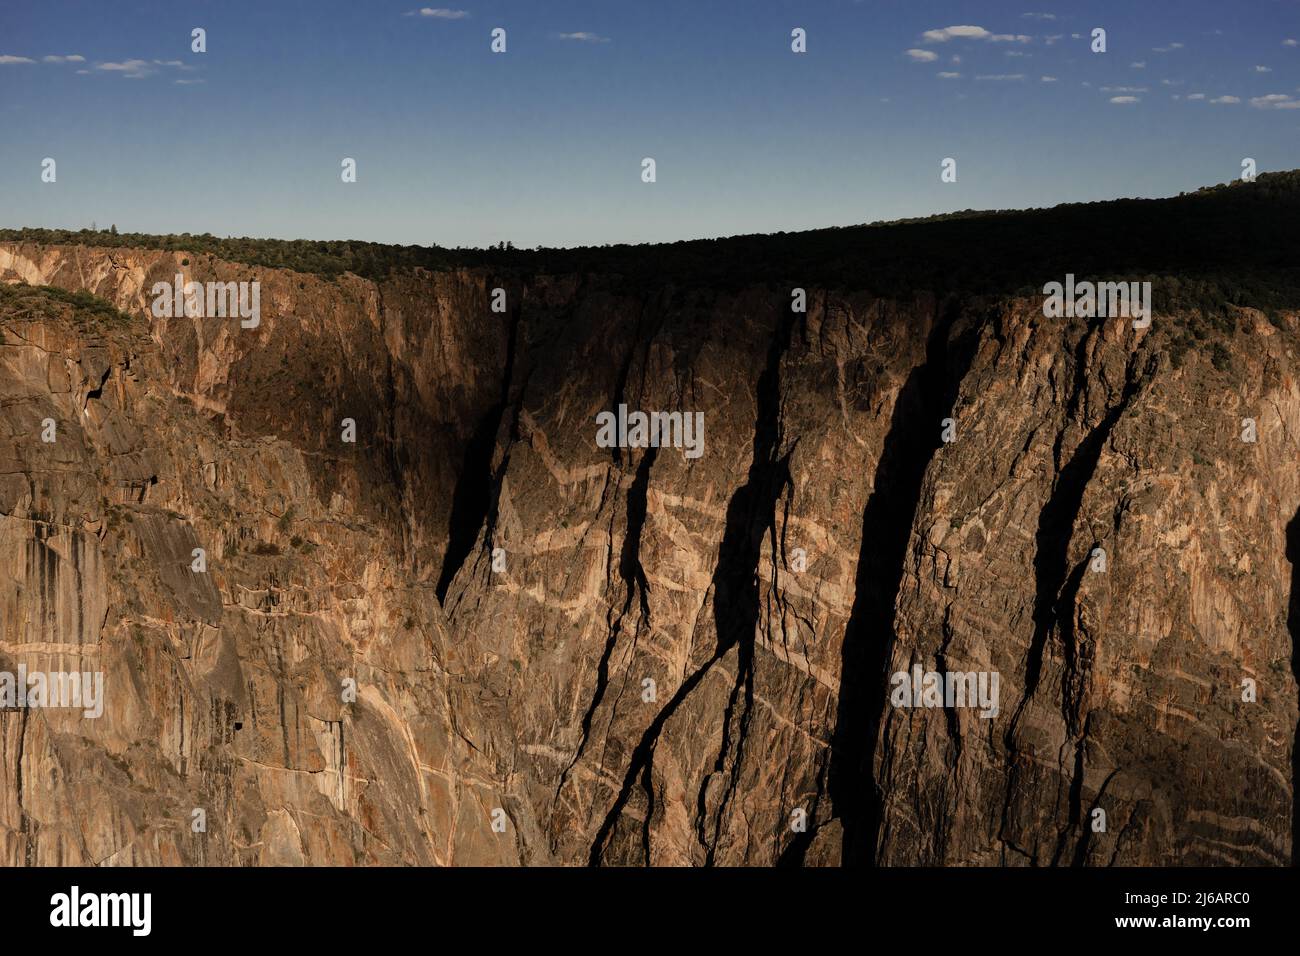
[2,170,1281,254]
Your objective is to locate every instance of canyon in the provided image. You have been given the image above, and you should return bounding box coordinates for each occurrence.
[0,172,1297,866]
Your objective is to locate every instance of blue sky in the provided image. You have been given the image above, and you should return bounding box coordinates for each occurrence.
[1,0,1297,247]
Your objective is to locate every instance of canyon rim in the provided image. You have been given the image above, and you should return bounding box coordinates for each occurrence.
[1,172,1298,868]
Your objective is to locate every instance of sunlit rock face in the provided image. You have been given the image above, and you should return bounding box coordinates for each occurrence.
[0,203,1296,867]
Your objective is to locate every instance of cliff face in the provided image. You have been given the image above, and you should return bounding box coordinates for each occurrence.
[0,220,1297,866]
[0,248,517,865]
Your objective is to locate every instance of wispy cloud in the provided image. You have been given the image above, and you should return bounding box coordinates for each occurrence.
[405,8,469,18]
[923,25,990,42]
[1152,42,1184,53]
[1040,75,1057,82]
[92,58,194,79]
[1250,93,1300,109]
[975,73,1026,81]
[1254,65,1272,72]
[1284,39,1298,47]
[1130,61,1146,68]
[97,59,156,78]
[922,25,1031,44]
[558,32,610,43]
[1186,93,1206,100]
[4,53,94,67]
[937,71,962,79]
[1109,96,1140,104]
[1021,12,1056,20]
[905,48,938,62]
[1210,95,1240,104]
[1101,85,1148,93]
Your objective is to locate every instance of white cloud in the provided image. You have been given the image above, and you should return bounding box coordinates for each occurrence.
[174,78,205,85]
[97,59,152,74]
[922,25,991,42]
[1254,65,1272,72]
[1284,39,1298,47]
[1153,42,1184,52]
[1040,75,1057,82]
[1250,93,1300,109]
[1186,93,1206,100]
[1130,61,1146,68]
[1210,95,1240,104]
[1101,86,1149,93]
[406,8,469,18]
[42,54,85,63]
[92,58,192,79]
[1109,96,1140,104]
[1044,34,1064,45]
[1005,50,1029,57]
[906,48,939,62]
[1022,12,1057,20]
[921,25,1031,44]
[0,55,36,64]
[558,32,610,43]
[975,73,1026,80]
[938,71,962,79]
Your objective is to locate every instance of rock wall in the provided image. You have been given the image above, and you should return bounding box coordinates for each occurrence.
[0,239,1296,866]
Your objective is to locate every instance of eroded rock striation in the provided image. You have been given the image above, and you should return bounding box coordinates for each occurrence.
[0,174,1298,866]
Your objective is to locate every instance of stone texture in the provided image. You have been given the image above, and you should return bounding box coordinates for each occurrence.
[0,226,1296,867]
